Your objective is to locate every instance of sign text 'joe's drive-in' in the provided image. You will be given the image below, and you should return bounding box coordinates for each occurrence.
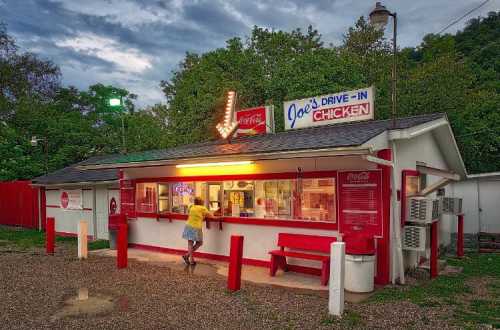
[283,86,374,130]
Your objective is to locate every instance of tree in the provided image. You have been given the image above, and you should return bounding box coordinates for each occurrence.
[160,26,364,144]
[0,23,60,121]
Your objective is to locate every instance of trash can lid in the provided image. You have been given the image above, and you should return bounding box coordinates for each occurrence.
[343,235,376,255]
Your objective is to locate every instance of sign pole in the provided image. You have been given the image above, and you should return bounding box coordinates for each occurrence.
[78,220,88,260]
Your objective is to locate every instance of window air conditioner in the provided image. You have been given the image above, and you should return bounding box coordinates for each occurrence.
[403,225,427,252]
[406,197,441,224]
[440,197,463,215]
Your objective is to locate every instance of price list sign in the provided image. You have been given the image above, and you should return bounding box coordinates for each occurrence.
[338,170,383,237]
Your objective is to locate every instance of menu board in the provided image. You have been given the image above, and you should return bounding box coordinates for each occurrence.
[338,170,383,237]
[120,179,135,217]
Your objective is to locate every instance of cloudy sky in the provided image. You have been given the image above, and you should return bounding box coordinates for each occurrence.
[0,0,497,107]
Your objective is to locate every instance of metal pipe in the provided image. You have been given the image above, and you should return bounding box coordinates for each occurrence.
[391,13,397,128]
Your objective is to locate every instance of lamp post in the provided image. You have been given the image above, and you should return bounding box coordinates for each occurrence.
[109,96,126,153]
[369,2,397,128]
[30,136,48,174]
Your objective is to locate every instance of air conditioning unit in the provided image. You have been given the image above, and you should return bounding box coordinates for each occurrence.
[403,226,427,252]
[440,197,462,215]
[406,197,441,224]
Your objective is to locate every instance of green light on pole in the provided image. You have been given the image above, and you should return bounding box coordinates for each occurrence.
[109,97,122,107]
[108,95,126,153]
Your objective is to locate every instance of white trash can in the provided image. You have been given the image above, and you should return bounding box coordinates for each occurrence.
[345,254,376,293]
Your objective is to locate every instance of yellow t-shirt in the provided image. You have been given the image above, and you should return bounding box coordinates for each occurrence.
[186,205,210,229]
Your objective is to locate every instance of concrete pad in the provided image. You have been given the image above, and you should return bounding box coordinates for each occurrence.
[91,248,375,302]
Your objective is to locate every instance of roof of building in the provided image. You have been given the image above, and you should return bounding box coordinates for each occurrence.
[78,113,446,168]
[32,163,118,185]
[467,171,500,179]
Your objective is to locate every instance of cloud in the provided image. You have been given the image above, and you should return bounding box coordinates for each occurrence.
[55,33,153,73]
[0,0,497,107]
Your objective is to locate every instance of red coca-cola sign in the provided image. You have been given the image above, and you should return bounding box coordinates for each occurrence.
[60,191,69,209]
[235,106,274,137]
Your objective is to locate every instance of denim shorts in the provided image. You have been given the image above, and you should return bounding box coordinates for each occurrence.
[182,225,203,242]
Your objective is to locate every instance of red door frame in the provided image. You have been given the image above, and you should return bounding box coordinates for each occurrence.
[375,149,391,285]
[401,169,420,227]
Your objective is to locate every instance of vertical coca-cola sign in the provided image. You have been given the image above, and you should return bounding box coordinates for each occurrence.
[235,106,274,137]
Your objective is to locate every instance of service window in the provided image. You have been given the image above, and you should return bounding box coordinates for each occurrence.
[300,178,336,222]
[158,183,170,213]
[171,182,195,214]
[223,181,255,217]
[135,183,157,213]
[207,183,222,216]
[254,180,295,219]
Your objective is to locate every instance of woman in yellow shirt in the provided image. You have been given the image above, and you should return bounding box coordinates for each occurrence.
[182,197,217,265]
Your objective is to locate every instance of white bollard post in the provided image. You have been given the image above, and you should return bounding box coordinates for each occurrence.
[329,242,345,316]
[78,220,88,260]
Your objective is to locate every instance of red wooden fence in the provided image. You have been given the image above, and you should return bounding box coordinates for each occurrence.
[0,181,39,229]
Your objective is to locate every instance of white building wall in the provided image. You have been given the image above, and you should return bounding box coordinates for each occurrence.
[129,218,339,268]
[394,131,453,272]
[45,184,119,239]
[451,177,500,234]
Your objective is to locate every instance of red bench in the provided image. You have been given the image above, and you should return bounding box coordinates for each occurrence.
[269,233,337,286]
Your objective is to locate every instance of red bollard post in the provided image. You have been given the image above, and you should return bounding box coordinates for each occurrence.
[457,214,464,258]
[117,223,128,269]
[228,235,244,291]
[430,221,439,278]
[46,217,55,255]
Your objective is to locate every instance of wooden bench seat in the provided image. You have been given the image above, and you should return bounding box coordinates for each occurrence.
[269,233,337,286]
[269,250,329,261]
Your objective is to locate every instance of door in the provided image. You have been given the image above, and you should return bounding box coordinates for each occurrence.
[479,180,500,233]
[207,182,222,216]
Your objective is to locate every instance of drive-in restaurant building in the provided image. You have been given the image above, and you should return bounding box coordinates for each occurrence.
[35,87,467,286]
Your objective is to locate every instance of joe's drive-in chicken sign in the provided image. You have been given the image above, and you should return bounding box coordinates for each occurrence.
[283,86,374,130]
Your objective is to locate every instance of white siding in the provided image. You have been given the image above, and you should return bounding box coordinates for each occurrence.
[129,218,339,268]
[45,184,119,239]
[452,177,500,234]
[394,131,454,271]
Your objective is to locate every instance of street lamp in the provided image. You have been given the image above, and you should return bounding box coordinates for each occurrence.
[31,136,48,174]
[108,95,126,153]
[369,2,397,128]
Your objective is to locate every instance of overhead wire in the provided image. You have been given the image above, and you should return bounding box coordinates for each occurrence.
[436,0,491,34]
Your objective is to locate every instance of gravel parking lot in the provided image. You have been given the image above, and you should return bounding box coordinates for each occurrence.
[0,241,468,330]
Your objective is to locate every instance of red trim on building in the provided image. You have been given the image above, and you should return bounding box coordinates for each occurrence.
[401,169,420,227]
[40,187,47,231]
[135,170,338,183]
[129,243,322,276]
[46,205,92,211]
[134,212,337,230]
[375,149,391,285]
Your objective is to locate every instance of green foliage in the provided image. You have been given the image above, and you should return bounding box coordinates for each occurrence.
[0,226,109,250]
[160,25,364,144]
[0,24,172,180]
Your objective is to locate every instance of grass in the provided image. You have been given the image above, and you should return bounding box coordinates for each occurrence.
[321,310,364,327]
[0,225,109,250]
[369,253,500,328]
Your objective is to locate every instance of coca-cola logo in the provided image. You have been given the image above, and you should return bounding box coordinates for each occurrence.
[60,191,69,209]
[346,172,370,183]
[239,113,263,126]
[109,197,117,214]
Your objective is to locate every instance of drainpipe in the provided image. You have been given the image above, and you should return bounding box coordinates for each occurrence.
[92,186,98,240]
[391,141,405,284]
[477,179,482,233]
